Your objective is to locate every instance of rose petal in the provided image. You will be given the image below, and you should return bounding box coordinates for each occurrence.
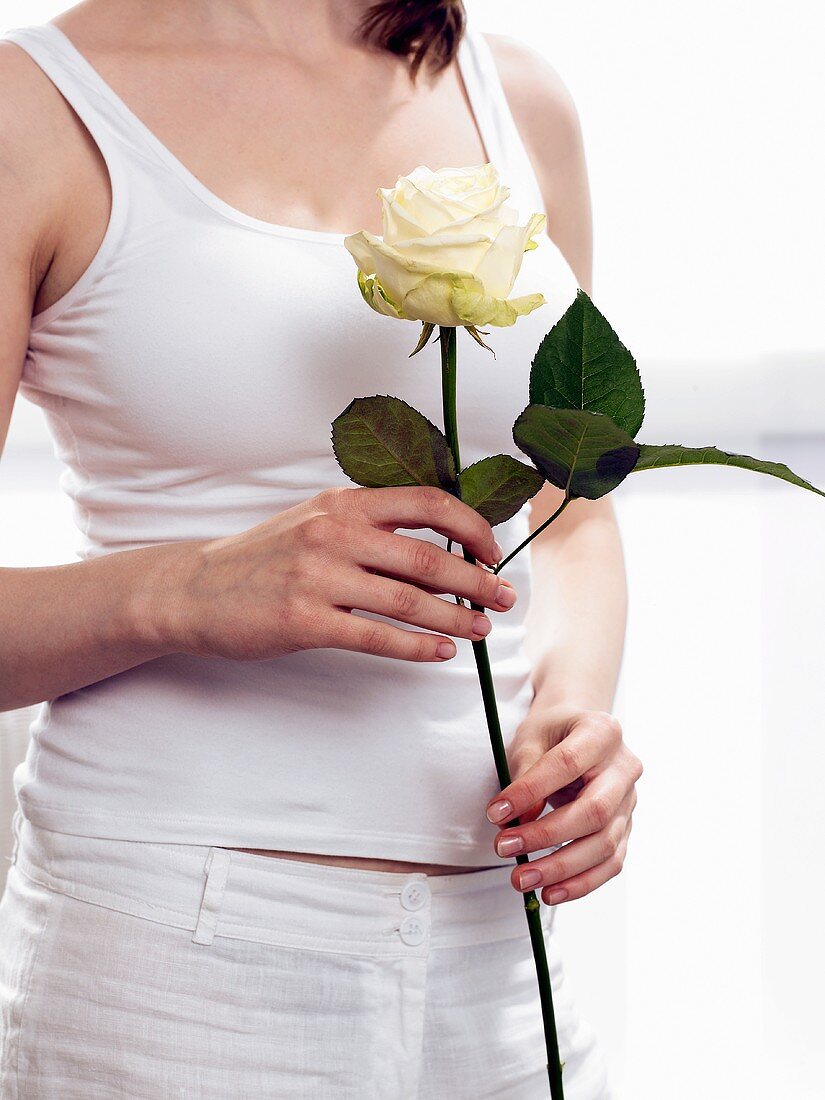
[451,283,547,327]
[356,269,404,318]
[392,232,494,274]
[398,178,480,232]
[379,192,430,243]
[399,271,475,326]
[344,230,476,304]
[388,165,514,236]
[473,212,547,298]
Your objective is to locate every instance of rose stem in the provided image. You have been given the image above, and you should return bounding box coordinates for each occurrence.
[493,495,573,575]
[437,325,565,1099]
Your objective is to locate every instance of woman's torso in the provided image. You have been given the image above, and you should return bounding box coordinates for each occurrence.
[4,2,580,872]
[34,2,509,318]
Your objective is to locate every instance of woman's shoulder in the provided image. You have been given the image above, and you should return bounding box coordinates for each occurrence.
[0,38,85,230]
[0,34,115,340]
[480,31,593,292]
[481,31,585,170]
[0,41,70,296]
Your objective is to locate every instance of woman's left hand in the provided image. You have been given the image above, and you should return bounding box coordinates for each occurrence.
[485,702,644,905]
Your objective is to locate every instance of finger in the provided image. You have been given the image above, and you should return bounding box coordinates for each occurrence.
[337,571,493,643]
[356,529,516,614]
[485,714,622,825]
[323,608,458,664]
[538,818,632,906]
[508,811,632,899]
[363,546,516,604]
[493,784,635,860]
[401,575,516,602]
[329,485,501,568]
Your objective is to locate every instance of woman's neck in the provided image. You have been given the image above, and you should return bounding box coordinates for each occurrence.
[151,0,378,54]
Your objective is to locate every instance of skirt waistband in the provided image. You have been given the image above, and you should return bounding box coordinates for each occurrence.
[9,811,552,957]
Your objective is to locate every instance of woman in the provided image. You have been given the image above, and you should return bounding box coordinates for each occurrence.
[0,0,642,1096]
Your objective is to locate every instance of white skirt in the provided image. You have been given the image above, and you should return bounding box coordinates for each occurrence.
[0,810,616,1099]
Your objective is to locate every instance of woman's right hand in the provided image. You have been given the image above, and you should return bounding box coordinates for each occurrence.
[153,486,518,663]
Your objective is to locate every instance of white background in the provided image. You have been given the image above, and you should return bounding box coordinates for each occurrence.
[2,1,824,1096]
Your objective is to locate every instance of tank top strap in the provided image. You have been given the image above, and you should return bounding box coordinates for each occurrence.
[2,22,165,176]
[457,16,548,221]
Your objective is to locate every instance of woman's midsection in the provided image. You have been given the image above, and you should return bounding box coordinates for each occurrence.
[224,848,499,875]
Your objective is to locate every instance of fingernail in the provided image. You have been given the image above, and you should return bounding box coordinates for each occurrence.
[545,887,568,904]
[496,834,524,857]
[518,868,542,890]
[436,640,456,660]
[486,799,512,823]
[471,614,491,639]
[492,540,504,563]
[496,584,516,609]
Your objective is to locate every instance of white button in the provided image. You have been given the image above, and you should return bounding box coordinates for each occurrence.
[400,880,430,911]
[399,915,426,946]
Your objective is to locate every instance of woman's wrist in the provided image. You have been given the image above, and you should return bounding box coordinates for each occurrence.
[530,690,616,719]
[123,539,204,657]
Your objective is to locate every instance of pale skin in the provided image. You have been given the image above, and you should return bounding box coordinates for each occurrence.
[0,0,642,901]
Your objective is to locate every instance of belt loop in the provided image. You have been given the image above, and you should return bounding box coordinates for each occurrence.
[192,847,231,946]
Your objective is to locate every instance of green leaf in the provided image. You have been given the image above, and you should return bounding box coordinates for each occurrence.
[529,288,645,438]
[331,395,456,490]
[632,443,825,497]
[514,405,640,499]
[458,455,544,525]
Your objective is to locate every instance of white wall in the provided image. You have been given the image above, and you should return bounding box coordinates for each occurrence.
[2,2,824,1096]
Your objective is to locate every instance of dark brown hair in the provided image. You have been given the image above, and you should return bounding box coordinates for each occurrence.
[357,1,467,83]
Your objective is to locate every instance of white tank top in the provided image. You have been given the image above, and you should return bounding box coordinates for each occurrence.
[5,15,579,864]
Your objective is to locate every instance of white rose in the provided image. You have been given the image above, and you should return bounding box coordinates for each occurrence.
[344,163,546,329]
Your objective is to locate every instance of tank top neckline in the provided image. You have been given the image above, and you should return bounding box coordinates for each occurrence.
[33,19,506,247]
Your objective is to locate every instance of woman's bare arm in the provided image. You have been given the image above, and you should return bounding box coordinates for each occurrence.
[522,487,628,715]
[0,44,186,711]
[489,32,628,714]
[481,40,640,907]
